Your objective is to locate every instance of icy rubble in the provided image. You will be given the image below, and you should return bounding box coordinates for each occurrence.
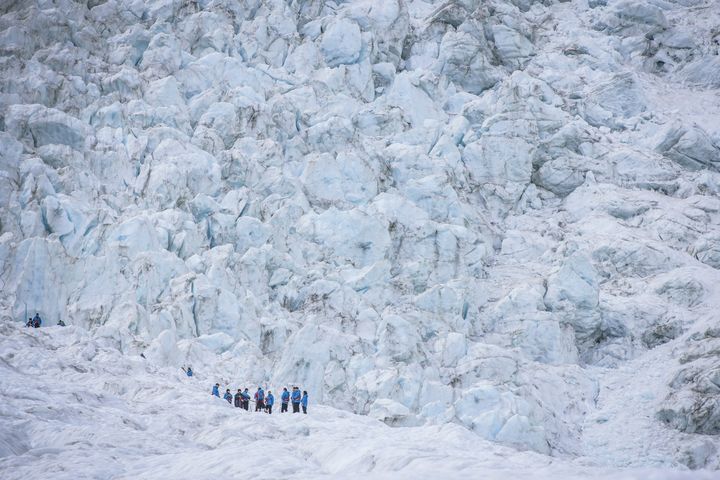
[1,0,720,471]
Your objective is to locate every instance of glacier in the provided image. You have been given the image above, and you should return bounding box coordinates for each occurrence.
[1,0,720,476]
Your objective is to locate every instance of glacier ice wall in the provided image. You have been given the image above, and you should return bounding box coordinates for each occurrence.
[1,0,720,464]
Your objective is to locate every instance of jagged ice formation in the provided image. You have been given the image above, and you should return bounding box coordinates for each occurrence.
[1,0,720,472]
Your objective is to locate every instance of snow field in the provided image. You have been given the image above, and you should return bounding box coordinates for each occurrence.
[0,322,716,479]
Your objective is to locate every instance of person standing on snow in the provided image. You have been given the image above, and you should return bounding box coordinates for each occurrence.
[234,389,243,408]
[266,391,274,414]
[254,387,265,412]
[212,383,220,397]
[185,366,193,377]
[281,387,290,413]
[301,391,309,414]
[291,386,301,413]
[224,389,233,403]
[32,313,42,328]
[242,388,251,410]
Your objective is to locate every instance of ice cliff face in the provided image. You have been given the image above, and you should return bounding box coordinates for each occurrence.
[1,0,719,466]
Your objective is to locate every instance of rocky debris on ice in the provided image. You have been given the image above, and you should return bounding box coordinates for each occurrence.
[5,104,91,150]
[657,323,720,435]
[655,122,720,172]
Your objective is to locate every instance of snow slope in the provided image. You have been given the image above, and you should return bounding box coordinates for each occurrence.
[1,0,720,474]
[0,321,716,479]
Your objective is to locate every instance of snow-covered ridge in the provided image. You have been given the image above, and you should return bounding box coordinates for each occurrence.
[1,0,719,471]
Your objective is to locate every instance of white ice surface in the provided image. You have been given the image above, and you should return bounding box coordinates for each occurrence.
[0,322,716,480]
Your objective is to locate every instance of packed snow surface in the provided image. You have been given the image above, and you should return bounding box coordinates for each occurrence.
[0,322,717,479]
[1,0,720,476]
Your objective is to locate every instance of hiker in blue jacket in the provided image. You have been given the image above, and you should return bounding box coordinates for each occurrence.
[241,388,251,410]
[266,391,274,414]
[212,383,220,397]
[281,387,290,413]
[301,391,308,414]
[224,389,233,403]
[186,366,193,377]
[291,386,301,413]
[32,313,42,328]
[255,387,265,412]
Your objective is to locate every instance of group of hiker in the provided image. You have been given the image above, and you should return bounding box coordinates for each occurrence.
[22,314,309,415]
[23,313,309,416]
[25,313,42,328]
[24,313,65,327]
[212,384,308,414]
